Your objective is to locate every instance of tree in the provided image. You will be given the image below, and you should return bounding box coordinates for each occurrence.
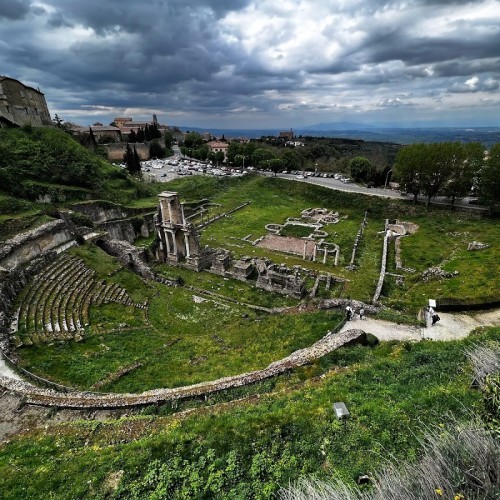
[269,158,283,176]
[52,114,64,128]
[227,143,245,164]
[128,130,137,143]
[420,143,454,207]
[124,144,141,176]
[136,128,145,142]
[133,146,142,177]
[149,141,165,159]
[88,127,97,150]
[477,143,500,211]
[252,148,275,169]
[183,132,203,148]
[215,151,225,165]
[394,143,427,203]
[349,156,372,182]
[442,142,482,208]
[281,150,300,171]
[164,130,174,149]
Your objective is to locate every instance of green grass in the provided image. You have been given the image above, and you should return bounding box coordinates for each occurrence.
[2,328,497,499]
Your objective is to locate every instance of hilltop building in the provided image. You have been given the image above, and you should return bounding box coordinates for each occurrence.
[113,115,168,136]
[0,76,51,128]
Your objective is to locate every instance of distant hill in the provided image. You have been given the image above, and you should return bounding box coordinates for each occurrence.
[179,125,500,147]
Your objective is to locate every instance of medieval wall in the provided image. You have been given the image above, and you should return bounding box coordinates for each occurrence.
[103,143,150,162]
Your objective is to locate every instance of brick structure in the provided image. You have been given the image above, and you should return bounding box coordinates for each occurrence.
[0,76,51,128]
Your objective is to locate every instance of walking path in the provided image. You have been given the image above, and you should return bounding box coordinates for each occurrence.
[339,308,500,341]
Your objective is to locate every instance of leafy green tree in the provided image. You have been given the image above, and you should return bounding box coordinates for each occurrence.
[442,142,482,208]
[269,158,283,176]
[252,148,275,169]
[394,143,427,203]
[281,150,300,171]
[349,156,372,182]
[420,143,454,207]
[128,130,137,143]
[215,151,225,165]
[477,143,500,211]
[227,142,245,164]
[164,130,174,149]
[184,132,204,148]
[136,128,145,142]
[149,141,165,159]
[124,144,141,176]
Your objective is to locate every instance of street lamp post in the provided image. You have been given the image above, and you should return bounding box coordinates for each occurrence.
[384,169,392,190]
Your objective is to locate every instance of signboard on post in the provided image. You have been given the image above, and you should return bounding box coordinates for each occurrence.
[428,299,436,308]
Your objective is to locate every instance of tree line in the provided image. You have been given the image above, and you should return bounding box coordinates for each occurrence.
[394,142,499,209]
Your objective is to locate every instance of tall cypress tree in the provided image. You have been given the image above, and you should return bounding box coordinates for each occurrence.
[133,146,142,177]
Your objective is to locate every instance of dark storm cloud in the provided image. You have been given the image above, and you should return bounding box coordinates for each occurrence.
[0,0,30,20]
[0,0,499,127]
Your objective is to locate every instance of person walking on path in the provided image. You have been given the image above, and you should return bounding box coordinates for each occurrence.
[359,308,365,320]
[346,305,354,321]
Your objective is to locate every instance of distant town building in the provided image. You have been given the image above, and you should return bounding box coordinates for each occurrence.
[208,141,229,160]
[279,129,294,140]
[113,114,167,135]
[285,140,305,147]
[0,75,52,128]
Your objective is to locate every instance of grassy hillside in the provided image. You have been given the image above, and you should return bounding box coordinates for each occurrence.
[0,126,153,211]
[1,328,497,499]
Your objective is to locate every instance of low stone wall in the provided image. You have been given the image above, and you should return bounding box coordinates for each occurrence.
[0,329,366,409]
[372,220,389,303]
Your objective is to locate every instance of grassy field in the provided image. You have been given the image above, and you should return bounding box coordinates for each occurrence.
[11,175,500,391]
[1,328,497,499]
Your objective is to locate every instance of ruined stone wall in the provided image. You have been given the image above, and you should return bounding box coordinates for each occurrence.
[71,202,130,223]
[0,329,366,409]
[96,237,154,280]
[103,143,150,162]
[0,220,73,270]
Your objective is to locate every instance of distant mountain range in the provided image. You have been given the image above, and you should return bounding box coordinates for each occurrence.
[179,124,500,147]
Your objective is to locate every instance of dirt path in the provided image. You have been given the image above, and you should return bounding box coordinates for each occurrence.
[339,309,500,341]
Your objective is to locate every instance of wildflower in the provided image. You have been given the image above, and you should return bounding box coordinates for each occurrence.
[454,495,464,500]
[435,488,443,496]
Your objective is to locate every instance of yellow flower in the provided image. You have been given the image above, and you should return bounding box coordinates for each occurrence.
[454,495,464,500]
[435,488,443,496]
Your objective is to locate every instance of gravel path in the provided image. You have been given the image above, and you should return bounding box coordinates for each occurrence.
[339,309,500,341]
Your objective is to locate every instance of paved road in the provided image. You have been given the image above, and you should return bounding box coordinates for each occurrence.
[275,173,487,211]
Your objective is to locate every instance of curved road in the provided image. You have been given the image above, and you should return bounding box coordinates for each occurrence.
[275,173,487,211]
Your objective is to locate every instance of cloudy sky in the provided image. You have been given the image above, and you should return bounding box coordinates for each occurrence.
[1,0,500,129]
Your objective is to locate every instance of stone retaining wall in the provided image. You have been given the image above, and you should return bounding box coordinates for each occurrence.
[0,220,73,270]
[0,329,366,409]
[372,219,389,303]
